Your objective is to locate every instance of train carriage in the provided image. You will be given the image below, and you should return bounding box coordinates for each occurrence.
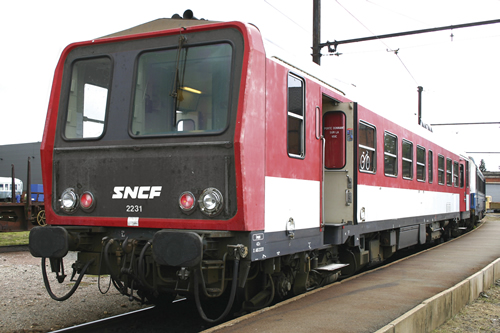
[469,160,486,221]
[29,12,485,322]
[0,177,23,201]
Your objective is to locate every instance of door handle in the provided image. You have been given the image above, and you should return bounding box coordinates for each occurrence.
[315,106,322,140]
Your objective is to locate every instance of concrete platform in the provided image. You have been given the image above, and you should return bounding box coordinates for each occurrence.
[207,215,500,333]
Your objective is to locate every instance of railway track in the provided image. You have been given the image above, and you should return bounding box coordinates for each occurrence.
[50,307,157,333]
[50,298,218,333]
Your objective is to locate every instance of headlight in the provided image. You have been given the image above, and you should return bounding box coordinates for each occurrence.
[198,188,223,217]
[60,188,78,213]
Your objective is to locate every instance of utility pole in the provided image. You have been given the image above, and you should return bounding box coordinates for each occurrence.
[312,0,321,65]
[417,86,423,125]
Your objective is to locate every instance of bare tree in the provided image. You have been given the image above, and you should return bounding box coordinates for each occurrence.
[479,159,487,172]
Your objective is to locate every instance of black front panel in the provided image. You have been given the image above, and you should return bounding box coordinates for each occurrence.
[53,143,236,219]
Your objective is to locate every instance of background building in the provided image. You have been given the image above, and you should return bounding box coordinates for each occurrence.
[0,142,42,187]
[484,171,500,202]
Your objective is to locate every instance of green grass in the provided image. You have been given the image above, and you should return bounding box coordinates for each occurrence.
[0,231,30,246]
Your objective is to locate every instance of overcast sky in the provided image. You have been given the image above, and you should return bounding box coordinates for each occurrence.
[2,0,499,170]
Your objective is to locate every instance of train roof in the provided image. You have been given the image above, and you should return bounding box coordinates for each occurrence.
[100,17,220,39]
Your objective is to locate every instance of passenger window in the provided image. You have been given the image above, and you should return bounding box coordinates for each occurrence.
[323,112,346,169]
[453,161,459,187]
[287,73,305,158]
[384,132,397,176]
[358,122,376,173]
[417,146,425,182]
[446,158,453,186]
[402,140,413,179]
[428,150,433,183]
[438,155,445,185]
[65,57,111,139]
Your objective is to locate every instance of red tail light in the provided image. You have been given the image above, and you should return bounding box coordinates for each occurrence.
[80,192,95,211]
[179,191,196,213]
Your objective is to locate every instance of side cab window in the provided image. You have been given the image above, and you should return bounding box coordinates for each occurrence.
[287,73,305,158]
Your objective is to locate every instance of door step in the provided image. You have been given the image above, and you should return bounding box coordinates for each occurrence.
[315,263,349,272]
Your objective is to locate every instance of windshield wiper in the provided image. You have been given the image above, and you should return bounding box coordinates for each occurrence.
[170,33,187,100]
[170,31,188,130]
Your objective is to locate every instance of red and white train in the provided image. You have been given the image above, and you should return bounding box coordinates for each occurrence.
[29,11,485,322]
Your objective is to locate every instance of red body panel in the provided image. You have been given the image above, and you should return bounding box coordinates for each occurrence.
[233,23,267,230]
[265,60,322,182]
[41,22,267,232]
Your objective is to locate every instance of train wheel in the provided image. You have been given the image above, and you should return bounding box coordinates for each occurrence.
[275,267,294,300]
[339,249,358,278]
[37,210,46,226]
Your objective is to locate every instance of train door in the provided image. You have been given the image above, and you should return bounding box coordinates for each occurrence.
[460,160,468,212]
[465,160,470,211]
[321,95,356,225]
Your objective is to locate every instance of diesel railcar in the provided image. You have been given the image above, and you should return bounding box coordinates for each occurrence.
[29,12,484,322]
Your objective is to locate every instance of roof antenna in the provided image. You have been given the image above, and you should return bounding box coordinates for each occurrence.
[172,10,196,20]
[183,10,195,19]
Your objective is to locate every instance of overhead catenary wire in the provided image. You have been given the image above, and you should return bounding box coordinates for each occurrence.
[430,122,500,126]
[335,0,388,47]
[365,0,431,27]
[334,0,420,85]
[264,0,309,34]
[394,53,419,85]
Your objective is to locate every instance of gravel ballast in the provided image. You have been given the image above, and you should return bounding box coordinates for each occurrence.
[0,251,146,332]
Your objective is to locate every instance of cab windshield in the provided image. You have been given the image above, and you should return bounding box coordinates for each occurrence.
[131,43,232,136]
